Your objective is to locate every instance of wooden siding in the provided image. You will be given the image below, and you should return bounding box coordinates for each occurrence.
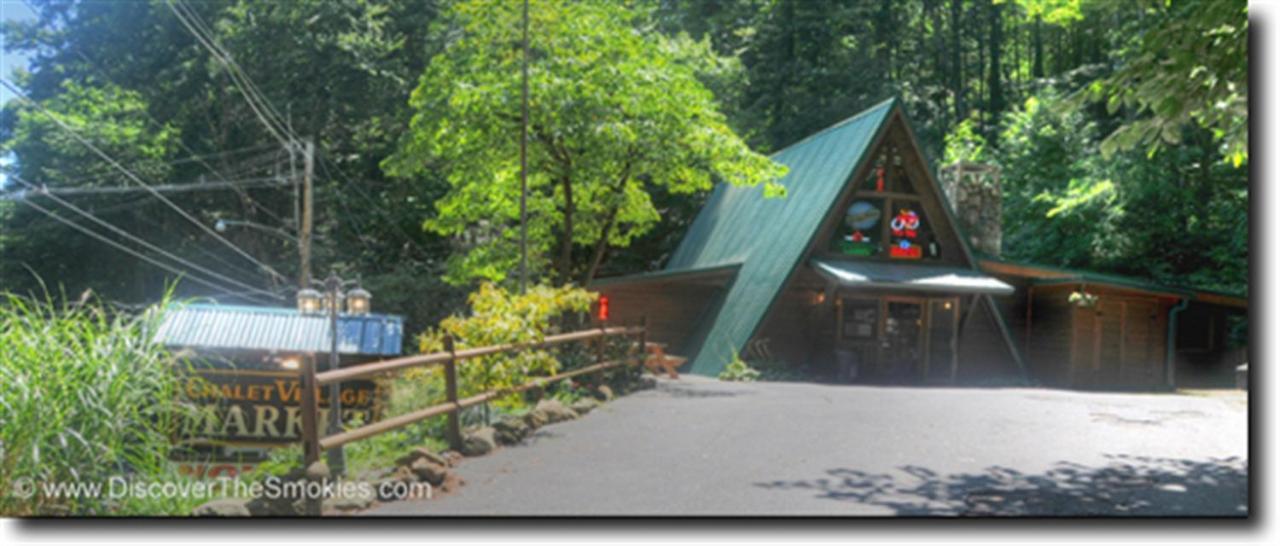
[1175,302,1247,388]
[955,296,1021,382]
[1072,296,1168,389]
[596,279,728,358]
[1023,285,1076,387]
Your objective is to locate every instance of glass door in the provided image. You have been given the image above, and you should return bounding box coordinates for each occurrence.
[925,298,959,383]
[880,300,924,381]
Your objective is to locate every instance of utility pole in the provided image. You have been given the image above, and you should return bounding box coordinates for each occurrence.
[298,138,314,289]
[519,0,529,294]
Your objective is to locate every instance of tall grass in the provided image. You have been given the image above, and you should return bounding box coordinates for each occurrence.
[0,291,206,516]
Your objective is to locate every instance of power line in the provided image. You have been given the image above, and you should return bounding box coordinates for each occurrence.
[18,0,289,226]
[164,0,429,267]
[17,198,275,304]
[173,0,297,143]
[25,148,285,199]
[0,78,289,284]
[14,189,278,285]
[165,0,296,148]
[1,175,290,199]
[10,175,284,301]
[162,0,300,227]
[316,153,430,260]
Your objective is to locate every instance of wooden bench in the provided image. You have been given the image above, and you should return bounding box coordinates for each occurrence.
[643,342,685,379]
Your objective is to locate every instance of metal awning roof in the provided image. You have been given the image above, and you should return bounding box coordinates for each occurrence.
[813,259,1015,296]
[154,303,404,356]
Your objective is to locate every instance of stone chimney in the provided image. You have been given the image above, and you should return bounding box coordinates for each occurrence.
[938,162,1002,257]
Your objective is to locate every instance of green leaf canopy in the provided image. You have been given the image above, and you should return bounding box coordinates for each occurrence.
[384,0,785,287]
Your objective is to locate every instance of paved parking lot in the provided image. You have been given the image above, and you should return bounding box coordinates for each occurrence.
[367,376,1248,516]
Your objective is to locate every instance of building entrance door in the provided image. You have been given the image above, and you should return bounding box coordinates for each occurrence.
[880,299,924,380]
[836,295,962,384]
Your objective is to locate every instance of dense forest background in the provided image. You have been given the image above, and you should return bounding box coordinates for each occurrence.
[0,0,1248,336]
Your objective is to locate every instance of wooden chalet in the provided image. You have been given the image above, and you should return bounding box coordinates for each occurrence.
[592,98,1247,390]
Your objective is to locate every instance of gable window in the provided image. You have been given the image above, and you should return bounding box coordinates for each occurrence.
[833,199,883,257]
[828,144,942,260]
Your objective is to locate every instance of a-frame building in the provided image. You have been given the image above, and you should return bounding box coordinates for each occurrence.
[593,98,1247,389]
[595,98,1024,382]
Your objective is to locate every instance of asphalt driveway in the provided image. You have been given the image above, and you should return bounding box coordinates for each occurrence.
[365,376,1248,516]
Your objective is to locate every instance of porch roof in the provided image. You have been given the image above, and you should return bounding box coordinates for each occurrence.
[813,259,1015,296]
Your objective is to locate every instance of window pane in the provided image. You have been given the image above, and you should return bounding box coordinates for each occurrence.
[831,199,883,256]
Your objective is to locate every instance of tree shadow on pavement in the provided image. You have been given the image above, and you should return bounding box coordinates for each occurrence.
[754,454,1247,516]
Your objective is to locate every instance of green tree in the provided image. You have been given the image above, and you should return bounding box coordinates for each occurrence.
[385,0,785,287]
[2,0,456,334]
[995,93,1120,268]
[1082,0,1248,166]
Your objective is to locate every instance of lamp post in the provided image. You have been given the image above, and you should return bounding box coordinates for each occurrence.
[297,271,371,477]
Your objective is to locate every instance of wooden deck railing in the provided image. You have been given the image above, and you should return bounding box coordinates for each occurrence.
[297,317,648,472]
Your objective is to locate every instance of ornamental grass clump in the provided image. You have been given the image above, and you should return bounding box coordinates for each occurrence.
[0,291,204,516]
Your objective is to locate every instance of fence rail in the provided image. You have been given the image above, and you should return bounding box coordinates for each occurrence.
[297,318,648,475]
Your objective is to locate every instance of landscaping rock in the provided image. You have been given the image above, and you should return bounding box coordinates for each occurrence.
[461,426,497,456]
[570,397,601,415]
[396,447,449,468]
[524,407,549,429]
[441,450,465,467]
[594,384,614,401]
[356,466,396,482]
[372,465,420,501]
[323,485,375,512]
[533,399,578,424]
[193,498,251,517]
[305,460,330,481]
[246,490,302,516]
[494,415,531,445]
[410,458,449,486]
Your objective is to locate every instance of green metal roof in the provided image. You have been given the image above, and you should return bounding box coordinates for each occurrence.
[813,259,1014,296]
[667,98,897,375]
[975,253,1248,305]
[590,263,740,287]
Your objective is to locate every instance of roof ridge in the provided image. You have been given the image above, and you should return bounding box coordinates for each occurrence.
[768,97,897,158]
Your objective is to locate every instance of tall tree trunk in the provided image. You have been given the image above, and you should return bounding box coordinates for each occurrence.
[557,173,575,286]
[771,0,796,148]
[987,0,1004,137]
[581,158,634,287]
[950,0,965,120]
[582,205,619,287]
[1032,14,1044,78]
[876,0,894,83]
[976,10,985,125]
[926,0,948,129]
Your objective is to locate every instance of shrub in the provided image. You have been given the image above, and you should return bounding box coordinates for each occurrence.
[718,351,761,382]
[413,282,596,409]
[0,292,205,516]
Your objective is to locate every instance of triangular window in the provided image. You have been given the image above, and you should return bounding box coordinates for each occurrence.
[827,143,942,260]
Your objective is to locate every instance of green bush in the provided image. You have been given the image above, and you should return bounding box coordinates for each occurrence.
[413,282,595,409]
[718,352,761,382]
[0,292,208,516]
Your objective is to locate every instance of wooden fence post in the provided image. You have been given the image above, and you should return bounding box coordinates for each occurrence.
[443,335,463,451]
[594,320,607,385]
[299,355,322,516]
[639,315,648,366]
[300,355,321,467]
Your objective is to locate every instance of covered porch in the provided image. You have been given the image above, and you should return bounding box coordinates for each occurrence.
[811,259,1015,384]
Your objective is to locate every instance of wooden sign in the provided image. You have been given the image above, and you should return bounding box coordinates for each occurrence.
[177,369,381,446]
